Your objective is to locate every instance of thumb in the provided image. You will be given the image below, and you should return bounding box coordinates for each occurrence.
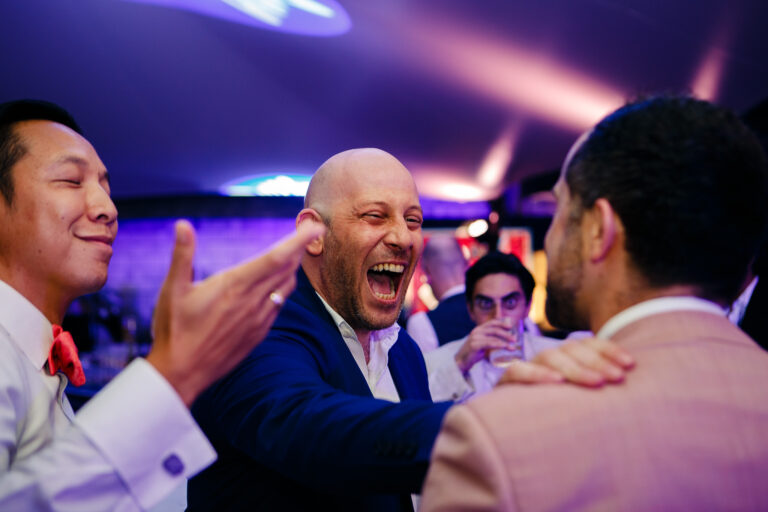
[163,219,197,295]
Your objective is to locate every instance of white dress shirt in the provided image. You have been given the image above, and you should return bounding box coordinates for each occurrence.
[317,294,401,402]
[0,279,216,511]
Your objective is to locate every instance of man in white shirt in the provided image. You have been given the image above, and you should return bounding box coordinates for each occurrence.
[426,251,561,402]
[0,99,322,511]
[421,95,768,511]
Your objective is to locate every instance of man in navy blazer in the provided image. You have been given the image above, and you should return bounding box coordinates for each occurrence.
[188,149,453,511]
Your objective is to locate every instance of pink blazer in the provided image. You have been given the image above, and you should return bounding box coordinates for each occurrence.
[420,311,768,511]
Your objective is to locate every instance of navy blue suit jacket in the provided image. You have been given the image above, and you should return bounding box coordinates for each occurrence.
[426,292,476,346]
[188,268,452,511]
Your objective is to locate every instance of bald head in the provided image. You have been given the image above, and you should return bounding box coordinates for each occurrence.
[421,235,467,299]
[304,148,415,220]
[298,148,424,340]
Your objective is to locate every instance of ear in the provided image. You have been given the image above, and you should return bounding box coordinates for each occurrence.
[586,198,620,262]
[296,208,325,256]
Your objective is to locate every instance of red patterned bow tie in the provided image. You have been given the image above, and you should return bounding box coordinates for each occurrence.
[48,325,86,387]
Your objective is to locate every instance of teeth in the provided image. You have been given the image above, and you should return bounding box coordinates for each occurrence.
[374,291,396,300]
[371,263,405,273]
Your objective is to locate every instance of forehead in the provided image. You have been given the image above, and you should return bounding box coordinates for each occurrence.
[13,120,103,172]
[473,273,523,298]
[332,157,420,211]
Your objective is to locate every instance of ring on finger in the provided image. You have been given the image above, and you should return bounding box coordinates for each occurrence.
[269,291,285,307]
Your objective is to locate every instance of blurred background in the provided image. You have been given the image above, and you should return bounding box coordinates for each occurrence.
[1,0,766,390]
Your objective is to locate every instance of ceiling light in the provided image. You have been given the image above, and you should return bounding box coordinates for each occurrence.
[121,0,350,36]
[220,174,311,196]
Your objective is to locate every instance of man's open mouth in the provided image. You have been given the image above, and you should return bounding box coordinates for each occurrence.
[367,263,406,301]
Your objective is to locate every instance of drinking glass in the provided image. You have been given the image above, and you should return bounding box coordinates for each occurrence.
[488,319,524,368]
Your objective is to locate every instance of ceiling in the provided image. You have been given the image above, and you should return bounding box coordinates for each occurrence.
[1,0,766,207]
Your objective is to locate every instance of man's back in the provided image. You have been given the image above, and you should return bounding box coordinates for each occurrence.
[421,310,768,511]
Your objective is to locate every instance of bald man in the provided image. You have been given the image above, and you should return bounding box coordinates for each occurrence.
[406,235,475,352]
[188,149,453,511]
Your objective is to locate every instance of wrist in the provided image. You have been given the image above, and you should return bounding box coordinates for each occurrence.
[454,355,471,376]
[146,351,199,407]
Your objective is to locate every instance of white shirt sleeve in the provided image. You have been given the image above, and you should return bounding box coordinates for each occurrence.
[0,358,216,512]
[406,312,439,353]
[424,339,475,402]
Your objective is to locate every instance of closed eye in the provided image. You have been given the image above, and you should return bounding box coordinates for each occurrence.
[406,216,422,225]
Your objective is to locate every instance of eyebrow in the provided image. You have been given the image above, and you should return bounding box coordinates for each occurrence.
[474,291,522,301]
[53,155,88,167]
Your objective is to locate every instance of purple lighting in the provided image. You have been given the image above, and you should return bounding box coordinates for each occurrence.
[121,0,351,36]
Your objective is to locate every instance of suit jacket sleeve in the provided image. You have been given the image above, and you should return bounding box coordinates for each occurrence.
[420,403,517,512]
[192,281,451,495]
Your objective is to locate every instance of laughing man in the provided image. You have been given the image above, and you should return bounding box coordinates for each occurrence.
[188,148,453,511]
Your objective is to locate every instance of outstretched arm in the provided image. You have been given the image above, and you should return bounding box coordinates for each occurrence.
[147,219,324,406]
[0,220,323,511]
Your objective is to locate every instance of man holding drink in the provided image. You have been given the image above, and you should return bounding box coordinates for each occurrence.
[425,251,561,402]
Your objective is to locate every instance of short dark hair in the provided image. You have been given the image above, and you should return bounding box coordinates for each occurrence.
[0,99,82,205]
[566,95,768,304]
[465,251,536,304]
[743,98,768,279]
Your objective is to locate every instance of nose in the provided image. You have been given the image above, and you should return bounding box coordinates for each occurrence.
[491,302,504,320]
[384,218,413,252]
[86,182,118,225]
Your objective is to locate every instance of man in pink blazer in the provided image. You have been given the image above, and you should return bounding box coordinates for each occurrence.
[420,96,768,511]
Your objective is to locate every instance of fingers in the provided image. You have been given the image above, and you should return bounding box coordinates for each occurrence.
[496,361,565,385]
[163,220,197,296]
[268,222,326,265]
[582,337,635,369]
[230,223,326,288]
[530,337,632,387]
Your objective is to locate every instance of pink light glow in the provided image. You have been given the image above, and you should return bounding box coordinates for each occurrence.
[412,164,496,201]
[690,47,726,101]
[400,17,625,131]
[477,121,522,188]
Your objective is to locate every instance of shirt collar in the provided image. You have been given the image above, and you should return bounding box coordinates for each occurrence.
[0,279,53,370]
[439,284,466,301]
[597,296,726,339]
[316,292,400,349]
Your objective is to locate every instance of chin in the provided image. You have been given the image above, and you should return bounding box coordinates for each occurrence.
[367,305,403,330]
[76,273,109,296]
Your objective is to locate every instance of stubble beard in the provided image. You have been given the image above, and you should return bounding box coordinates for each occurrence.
[545,227,589,332]
[320,229,402,333]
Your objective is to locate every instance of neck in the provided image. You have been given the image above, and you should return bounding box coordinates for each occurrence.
[354,329,372,363]
[0,269,68,324]
[432,277,463,301]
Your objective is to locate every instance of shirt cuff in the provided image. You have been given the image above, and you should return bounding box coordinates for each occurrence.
[429,357,475,402]
[74,358,216,510]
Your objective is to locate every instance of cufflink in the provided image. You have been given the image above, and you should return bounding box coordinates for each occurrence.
[162,454,184,476]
